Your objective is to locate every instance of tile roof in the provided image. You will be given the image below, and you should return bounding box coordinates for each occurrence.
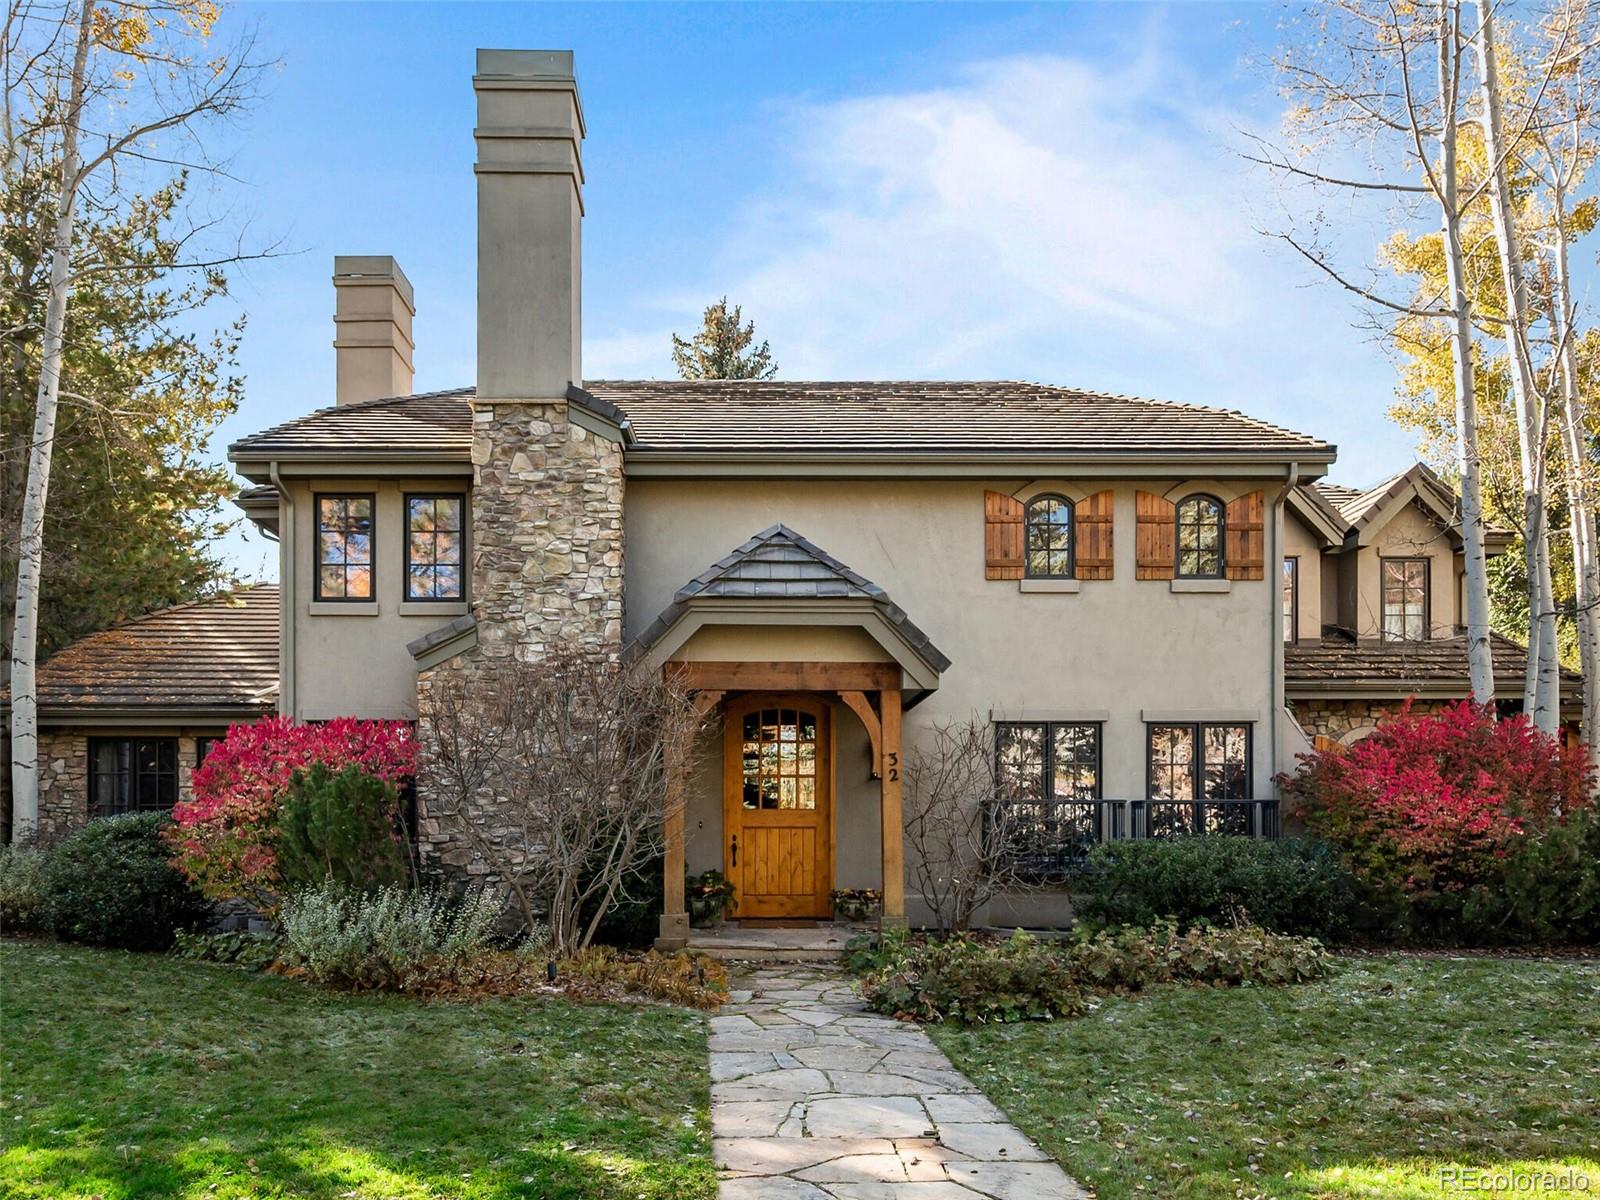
[1286,632,1582,703]
[631,524,951,673]
[20,585,280,715]
[230,380,1334,462]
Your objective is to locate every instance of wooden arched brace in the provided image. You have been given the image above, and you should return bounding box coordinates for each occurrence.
[837,689,883,778]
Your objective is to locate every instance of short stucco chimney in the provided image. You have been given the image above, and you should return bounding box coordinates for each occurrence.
[332,255,415,406]
[473,49,583,400]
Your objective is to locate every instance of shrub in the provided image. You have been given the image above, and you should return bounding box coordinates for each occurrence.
[1074,837,1359,941]
[581,853,662,950]
[277,882,530,991]
[41,814,211,951]
[169,717,416,910]
[1281,701,1596,941]
[859,924,1334,1024]
[861,932,1087,1024]
[558,946,729,1009]
[1459,805,1600,944]
[0,844,51,935]
[171,929,281,971]
[275,762,411,893]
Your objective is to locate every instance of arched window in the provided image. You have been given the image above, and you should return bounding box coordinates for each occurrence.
[1025,494,1074,578]
[1176,495,1224,578]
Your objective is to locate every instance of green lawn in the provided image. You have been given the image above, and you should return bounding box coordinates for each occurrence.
[931,954,1600,1200]
[0,940,715,1200]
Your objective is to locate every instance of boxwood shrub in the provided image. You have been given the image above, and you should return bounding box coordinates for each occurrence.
[42,813,211,950]
[1073,836,1358,941]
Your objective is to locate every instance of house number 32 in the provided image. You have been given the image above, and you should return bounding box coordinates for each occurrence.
[886,751,899,782]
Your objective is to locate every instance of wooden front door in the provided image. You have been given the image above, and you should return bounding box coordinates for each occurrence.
[724,694,833,919]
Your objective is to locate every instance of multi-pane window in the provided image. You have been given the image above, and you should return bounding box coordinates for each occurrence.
[1025,495,1074,578]
[196,737,221,767]
[1283,557,1299,644]
[315,495,374,600]
[1176,495,1224,578]
[89,737,178,816]
[995,722,1103,875]
[405,495,465,601]
[740,707,819,810]
[1381,558,1428,642]
[1146,723,1252,836]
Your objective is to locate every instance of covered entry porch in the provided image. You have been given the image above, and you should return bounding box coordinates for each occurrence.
[626,524,949,951]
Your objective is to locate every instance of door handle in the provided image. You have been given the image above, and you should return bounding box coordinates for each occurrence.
[730,834,738,868]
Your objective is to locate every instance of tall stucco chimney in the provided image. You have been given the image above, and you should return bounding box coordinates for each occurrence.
[473,49,583,400]
[332,255,415,406]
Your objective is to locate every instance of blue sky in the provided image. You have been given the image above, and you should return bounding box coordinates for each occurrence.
[217,1,1415,578]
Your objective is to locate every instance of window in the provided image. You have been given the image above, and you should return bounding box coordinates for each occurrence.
[315,495,375,600]
[1283,557,1299,643]
[1381,558,1429,642]
[405,495,465,601]
[89,737,178,816]
[740,707,819,810]
[995,722,1103,875]
[1176,495,1224,578]
[196,737,221,767]
[1024,495,1074,578]
[1146,722,1252,836]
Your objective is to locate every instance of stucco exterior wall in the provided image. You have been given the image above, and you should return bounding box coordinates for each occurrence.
[1350,501,1461,639]
[286,476,472,721]
[628,477,1285,925]
[1283,511,1324,642]
[34,729,215,843]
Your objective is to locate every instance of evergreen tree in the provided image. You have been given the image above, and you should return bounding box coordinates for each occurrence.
[670,297,777,380]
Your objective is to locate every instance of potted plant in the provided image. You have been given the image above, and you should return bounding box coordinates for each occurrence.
[687,869,736,927]
[830,887,881,923]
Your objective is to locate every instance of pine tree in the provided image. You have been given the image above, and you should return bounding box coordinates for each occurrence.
[670,297,778,380]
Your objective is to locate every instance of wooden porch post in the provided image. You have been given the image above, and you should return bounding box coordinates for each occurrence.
[879,686,906,926]
[657,737,689,950]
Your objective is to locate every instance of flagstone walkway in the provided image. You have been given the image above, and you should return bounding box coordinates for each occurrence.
[711,964,1091,1200]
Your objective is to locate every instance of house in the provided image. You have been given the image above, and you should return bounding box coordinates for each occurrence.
[8,50,1582,937]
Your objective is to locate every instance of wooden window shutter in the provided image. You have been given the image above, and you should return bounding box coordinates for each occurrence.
[1225,490,1265,580]
[1135,491,1176,580]
[1074,490,1115,580]
[984,490,1025,580]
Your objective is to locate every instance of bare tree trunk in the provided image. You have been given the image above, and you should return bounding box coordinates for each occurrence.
[1550,172,1600,764]
[1441,3,1498,705]
[9,0,94,839]
[1474,0,1559,730]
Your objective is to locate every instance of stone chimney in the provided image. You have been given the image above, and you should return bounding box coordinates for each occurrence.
[332,255,415,406]
[473,49,583,399]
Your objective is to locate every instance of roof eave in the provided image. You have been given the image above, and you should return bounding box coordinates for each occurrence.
[623,449,1337,480]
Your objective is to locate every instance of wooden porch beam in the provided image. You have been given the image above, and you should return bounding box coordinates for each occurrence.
[657,693,723,952]
[670,660,901,693]
[879,687,906,926]
[837,689,883,778]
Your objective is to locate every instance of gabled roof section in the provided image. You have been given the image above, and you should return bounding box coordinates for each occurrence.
[11,585,280,719]
[1334,463,1462,544]
[631,524,951,687]
[1286,484,1349,546]
[227,380,1335,472]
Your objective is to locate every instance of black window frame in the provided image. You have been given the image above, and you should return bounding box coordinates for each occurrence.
[195,736,221,768]
[993,720,1104,876]
[88,736,179,817]
[1023,493,1075,579]
[1283,556,1299,644]
[402,492,468,603]
[1380,556,1430,643]
[1144,721,1253,837]
[314,492,378,602]
[1175,494,1226,579]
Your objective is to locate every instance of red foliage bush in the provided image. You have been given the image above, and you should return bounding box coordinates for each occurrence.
[1280,701,1595,919]
[168,716,415,910]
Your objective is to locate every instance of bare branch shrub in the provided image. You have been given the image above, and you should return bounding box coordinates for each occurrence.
[418,649,704,955]
[903,718,1037,935]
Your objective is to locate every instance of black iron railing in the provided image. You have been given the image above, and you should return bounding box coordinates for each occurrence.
[1003,797,1280,876]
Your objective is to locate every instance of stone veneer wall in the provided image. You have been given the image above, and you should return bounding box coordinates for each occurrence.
[1291,698,1451,745]
[34,731,206,844]
[414,399,626,876]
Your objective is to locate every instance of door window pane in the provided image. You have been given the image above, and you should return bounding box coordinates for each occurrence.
[740,707,820,810]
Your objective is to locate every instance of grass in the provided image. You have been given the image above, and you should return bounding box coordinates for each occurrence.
[0,940,715,1200]
[929,953,1600,1200]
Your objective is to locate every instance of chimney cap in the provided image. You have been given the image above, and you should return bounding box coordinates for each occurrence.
[475,48,574,80]
[332,255,415,312]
